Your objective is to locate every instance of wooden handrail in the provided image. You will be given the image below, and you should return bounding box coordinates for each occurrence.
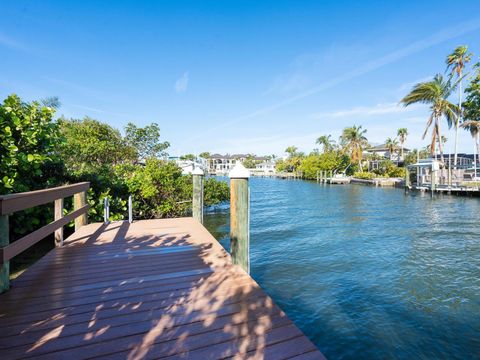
[0,182,90,292]
[0,204,89,264]
[0,182,90,215]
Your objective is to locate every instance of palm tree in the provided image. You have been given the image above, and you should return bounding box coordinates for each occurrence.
[400,74,459,163]
[340,125,369,170]
[385,137,399,160]
[285,146,298,158]
[316,135,335,153]
[397,128,408,159]
[446,45,473,167]
[461,120,480,162]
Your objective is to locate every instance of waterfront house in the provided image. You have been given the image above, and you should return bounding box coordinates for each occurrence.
[207,154,268,174]
[255,161,276,173]
[364,143,410,171]
[169,156,207,175]
[433,153,474,168]
[364,143,410,161]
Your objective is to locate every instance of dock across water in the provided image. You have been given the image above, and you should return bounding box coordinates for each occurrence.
[0,218,325,359]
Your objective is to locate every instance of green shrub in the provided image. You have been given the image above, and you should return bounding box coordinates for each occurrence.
[353,171,375,180]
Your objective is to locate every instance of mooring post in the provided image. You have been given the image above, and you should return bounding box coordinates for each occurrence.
[431,169,437,197]
[74,190,87,231]
[0,214,9,293]
[229,163,250,273]
[405,167,410,194]
[54,198,64,246]
[128,195,133,223]
[448,166,452,189]
[103,197,110,224]
[192,167,204,224]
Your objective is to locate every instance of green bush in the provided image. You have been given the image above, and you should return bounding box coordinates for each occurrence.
[387,166,406,177]
[353,171,376,180]
[1,94,230,223]
[372,160,406,178]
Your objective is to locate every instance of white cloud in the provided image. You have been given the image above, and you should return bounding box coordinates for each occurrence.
[67,103,134,118]
[397,76,434,93]
[0,32,27,50]
[43,76,104,97]
[311,102,420,119]
[181,17,480,144]
[174,72,189,93]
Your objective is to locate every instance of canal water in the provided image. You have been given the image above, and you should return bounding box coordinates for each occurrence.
[204,177,480,360]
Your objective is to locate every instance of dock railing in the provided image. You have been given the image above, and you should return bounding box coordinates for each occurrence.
[0,182,90,292]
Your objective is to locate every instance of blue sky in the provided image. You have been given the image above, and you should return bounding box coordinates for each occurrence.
[1,1,480,156]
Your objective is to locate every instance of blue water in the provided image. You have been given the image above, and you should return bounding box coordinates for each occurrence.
[204,177,480,360]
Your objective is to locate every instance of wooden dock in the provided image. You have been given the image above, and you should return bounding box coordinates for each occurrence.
[0,218,324,359]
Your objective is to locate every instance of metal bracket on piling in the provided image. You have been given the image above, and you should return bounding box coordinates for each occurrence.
[128,195,133,223]
[103,197,110,224]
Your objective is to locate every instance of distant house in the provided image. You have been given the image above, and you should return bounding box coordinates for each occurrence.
[433,153,474,168]
[364,144,410,161]
[169,156,206,175]
[255,161,276,173]
[207,154,268,174]
[364,144,410,171]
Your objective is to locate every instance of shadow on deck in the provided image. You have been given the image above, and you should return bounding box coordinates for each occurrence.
[0,218,324,359]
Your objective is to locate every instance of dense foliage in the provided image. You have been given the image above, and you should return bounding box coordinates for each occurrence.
[0,94,230,230]
[298,152,350,179]
[0,95,62,193]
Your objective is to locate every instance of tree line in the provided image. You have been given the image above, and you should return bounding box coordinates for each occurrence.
[401,45,480,165]
[276,125,408,180]
[276,45,480,179]
[0,94,229,242]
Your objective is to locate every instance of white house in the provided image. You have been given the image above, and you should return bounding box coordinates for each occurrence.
[255,161,276,173]
[364,144,410,162]
[364,144,411,171]
[207,154,267,174]
[169,156,206,175]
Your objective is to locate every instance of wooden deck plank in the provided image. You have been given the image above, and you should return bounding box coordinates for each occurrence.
[0,218,325,359]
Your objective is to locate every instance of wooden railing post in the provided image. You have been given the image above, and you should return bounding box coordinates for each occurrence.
[192,167,204,224]
[0,214,9,293]
[229,163,250,273]
[74,190,87,231]
[54,198,64,246]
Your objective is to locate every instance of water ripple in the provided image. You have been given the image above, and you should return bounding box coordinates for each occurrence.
[205,178,480,359]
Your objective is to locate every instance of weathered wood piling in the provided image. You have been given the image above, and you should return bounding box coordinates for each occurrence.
[192,167,204,224]
[229,163,250,273]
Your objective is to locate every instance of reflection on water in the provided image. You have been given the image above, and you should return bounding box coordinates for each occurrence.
[204,177,480,360]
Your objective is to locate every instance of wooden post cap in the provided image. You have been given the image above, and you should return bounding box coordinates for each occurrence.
[229,163,250,179]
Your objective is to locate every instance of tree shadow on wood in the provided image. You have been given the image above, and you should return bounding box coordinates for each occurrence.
[0,219,324,359]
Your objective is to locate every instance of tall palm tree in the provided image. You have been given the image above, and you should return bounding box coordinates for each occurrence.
[400,74,459,163]
[316,135,335,153]
[285,146,298,158]
[397,128,408,159]
[385,137,399,160]
[340,125,368,170]
[461,120,480,162]
[446,45,473,167]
